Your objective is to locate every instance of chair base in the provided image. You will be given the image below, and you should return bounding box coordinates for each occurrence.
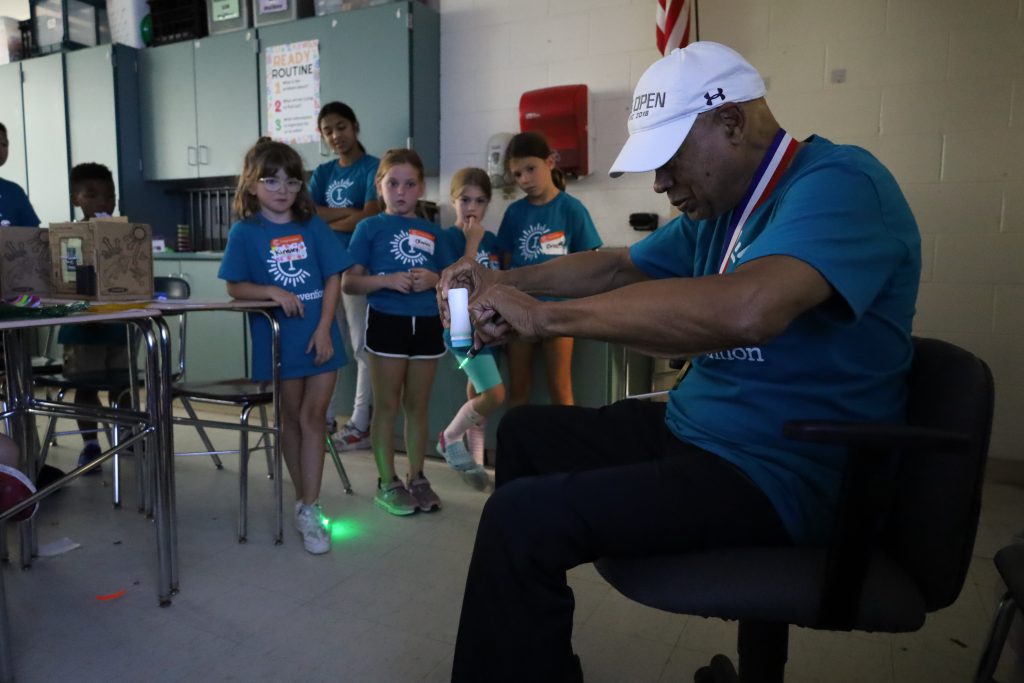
[692,622,787,683]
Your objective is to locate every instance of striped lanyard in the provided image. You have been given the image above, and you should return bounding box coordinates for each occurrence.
[673,129,800,389]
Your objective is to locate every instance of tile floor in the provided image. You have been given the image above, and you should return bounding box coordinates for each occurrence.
[2,412,1023,683]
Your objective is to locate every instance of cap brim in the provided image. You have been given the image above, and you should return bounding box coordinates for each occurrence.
[608,113,697,178]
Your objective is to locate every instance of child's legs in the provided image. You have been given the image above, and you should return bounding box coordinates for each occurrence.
[343,292,373,430]
[74,389,102,443]
[506,338,536,408]
[542,336,575,406]
[368,353,407,482]
[402,358,438,476]
[297,371,336,504]
[279,378,306,500]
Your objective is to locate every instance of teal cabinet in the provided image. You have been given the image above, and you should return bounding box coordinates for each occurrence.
[65,45,181,228]
[0,63,28,198]
[256,1,439,174]
[156,257,248,381]
[22,53,71,224]
[139,31,260,180]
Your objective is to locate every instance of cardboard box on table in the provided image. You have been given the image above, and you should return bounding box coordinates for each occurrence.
[48,219,154,301]
[0,226,51,298]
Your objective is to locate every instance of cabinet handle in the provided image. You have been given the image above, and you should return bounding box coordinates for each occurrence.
[187,146,197,166]
[198,145,210,165]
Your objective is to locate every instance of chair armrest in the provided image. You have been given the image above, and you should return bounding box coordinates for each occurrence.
[783,420,969,452]
[783,419,971,629]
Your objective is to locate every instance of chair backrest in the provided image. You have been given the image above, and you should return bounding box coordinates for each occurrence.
[884,337,994,611]
[153,276,190,378]
[154,276,191,300]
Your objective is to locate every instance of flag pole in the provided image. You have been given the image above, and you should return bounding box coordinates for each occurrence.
[694,0,700,41]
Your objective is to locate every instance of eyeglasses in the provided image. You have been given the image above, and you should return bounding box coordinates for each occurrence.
[258,177,304,193]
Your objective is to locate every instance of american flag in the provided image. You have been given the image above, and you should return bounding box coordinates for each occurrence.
[656,0,693,55]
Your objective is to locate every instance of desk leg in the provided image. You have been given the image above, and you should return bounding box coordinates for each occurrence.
[153,318,179,593]
[4,330,37,570]
[138,320,173,605]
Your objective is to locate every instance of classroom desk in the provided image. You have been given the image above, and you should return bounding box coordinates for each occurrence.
[0,308,174,683]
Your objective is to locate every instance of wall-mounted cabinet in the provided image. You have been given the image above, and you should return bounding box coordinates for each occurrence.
[139,30,261,180]
[22,53,71,224]
[256,2,439,175]
[0,63,29,199]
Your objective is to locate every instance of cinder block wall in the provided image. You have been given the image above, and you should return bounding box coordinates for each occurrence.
[437,0,1024,463]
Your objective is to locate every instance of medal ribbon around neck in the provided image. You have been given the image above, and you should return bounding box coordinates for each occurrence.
[674,128,800,390]
[716,128,799,274]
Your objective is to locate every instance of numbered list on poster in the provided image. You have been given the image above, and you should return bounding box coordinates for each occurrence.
[265,40,321,144]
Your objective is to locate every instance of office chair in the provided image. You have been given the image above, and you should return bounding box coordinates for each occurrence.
[975,541,1024,682]
[594,337,994,682]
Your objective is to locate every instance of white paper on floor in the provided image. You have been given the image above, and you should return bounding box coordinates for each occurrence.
[38,537,81,557]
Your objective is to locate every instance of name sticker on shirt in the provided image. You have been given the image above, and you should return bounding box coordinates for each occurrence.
[408,229,436,255]
[539,231,567,256]
[270,235,308,263]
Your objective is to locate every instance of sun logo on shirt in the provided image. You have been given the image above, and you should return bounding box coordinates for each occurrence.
[266,235,311,288]
[326,178,355,208]
[389,229,434,267]
[517,223,548,261]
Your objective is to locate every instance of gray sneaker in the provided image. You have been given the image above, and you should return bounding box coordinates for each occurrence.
[407,475,442,513]
[460,467,494,493]
[296,502,330,554]
[375,479,419,516]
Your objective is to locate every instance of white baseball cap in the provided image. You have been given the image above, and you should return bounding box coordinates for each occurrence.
[609,42,766,177]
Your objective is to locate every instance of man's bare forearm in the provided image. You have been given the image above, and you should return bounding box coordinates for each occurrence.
[500,249,648,299]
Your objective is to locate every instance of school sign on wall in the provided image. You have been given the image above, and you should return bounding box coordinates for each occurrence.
[265,40,321,145]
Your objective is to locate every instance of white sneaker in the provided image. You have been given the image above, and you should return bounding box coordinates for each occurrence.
[294,500,304,531]
[332,422,371,451]
[296,502,330,554]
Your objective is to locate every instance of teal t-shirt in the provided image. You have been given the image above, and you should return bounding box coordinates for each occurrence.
[628,135,921,544]
[218,213,353,381]
[348,213,455,317]
[307,154,380,249]
[444,226,501,270]
[496,191,602,269]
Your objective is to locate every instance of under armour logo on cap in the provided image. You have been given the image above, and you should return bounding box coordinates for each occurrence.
[704,88,726,105]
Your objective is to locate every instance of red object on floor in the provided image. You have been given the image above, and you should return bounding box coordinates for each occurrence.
[0,463,38,522]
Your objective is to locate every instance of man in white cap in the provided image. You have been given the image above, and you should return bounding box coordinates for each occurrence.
[442,42,920,682]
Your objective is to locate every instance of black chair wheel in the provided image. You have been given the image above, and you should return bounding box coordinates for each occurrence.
[709,654,738,681]
[694,655,738,683]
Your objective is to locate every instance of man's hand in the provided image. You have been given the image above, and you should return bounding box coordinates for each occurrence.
[436,256,500,327]
[469,284,543,347]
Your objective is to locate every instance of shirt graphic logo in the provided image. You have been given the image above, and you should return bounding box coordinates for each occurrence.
[731,242,752,263]
[517,223,553,261]
[704,88,726,106]
[476,250,500,270]
[326,178,355,208]
[266,235,310,287]
[389,229,435,266]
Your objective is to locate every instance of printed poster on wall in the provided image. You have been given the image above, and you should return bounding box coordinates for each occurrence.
[265,40,320,144]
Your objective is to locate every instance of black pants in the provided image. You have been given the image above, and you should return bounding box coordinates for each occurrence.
[451,400,791,683]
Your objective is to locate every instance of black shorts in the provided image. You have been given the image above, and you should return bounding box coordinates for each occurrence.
[364,307,446,359]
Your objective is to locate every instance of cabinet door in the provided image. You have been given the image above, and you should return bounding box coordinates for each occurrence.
[0,63,28,195]
[194,31,261,178]
[179,259,247,381]
[139,41,199,180]
[257,4,412,172]
[66,46,120,220]
[22,53,71,224]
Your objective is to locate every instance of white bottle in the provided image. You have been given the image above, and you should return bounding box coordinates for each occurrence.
[448,287,473,348]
